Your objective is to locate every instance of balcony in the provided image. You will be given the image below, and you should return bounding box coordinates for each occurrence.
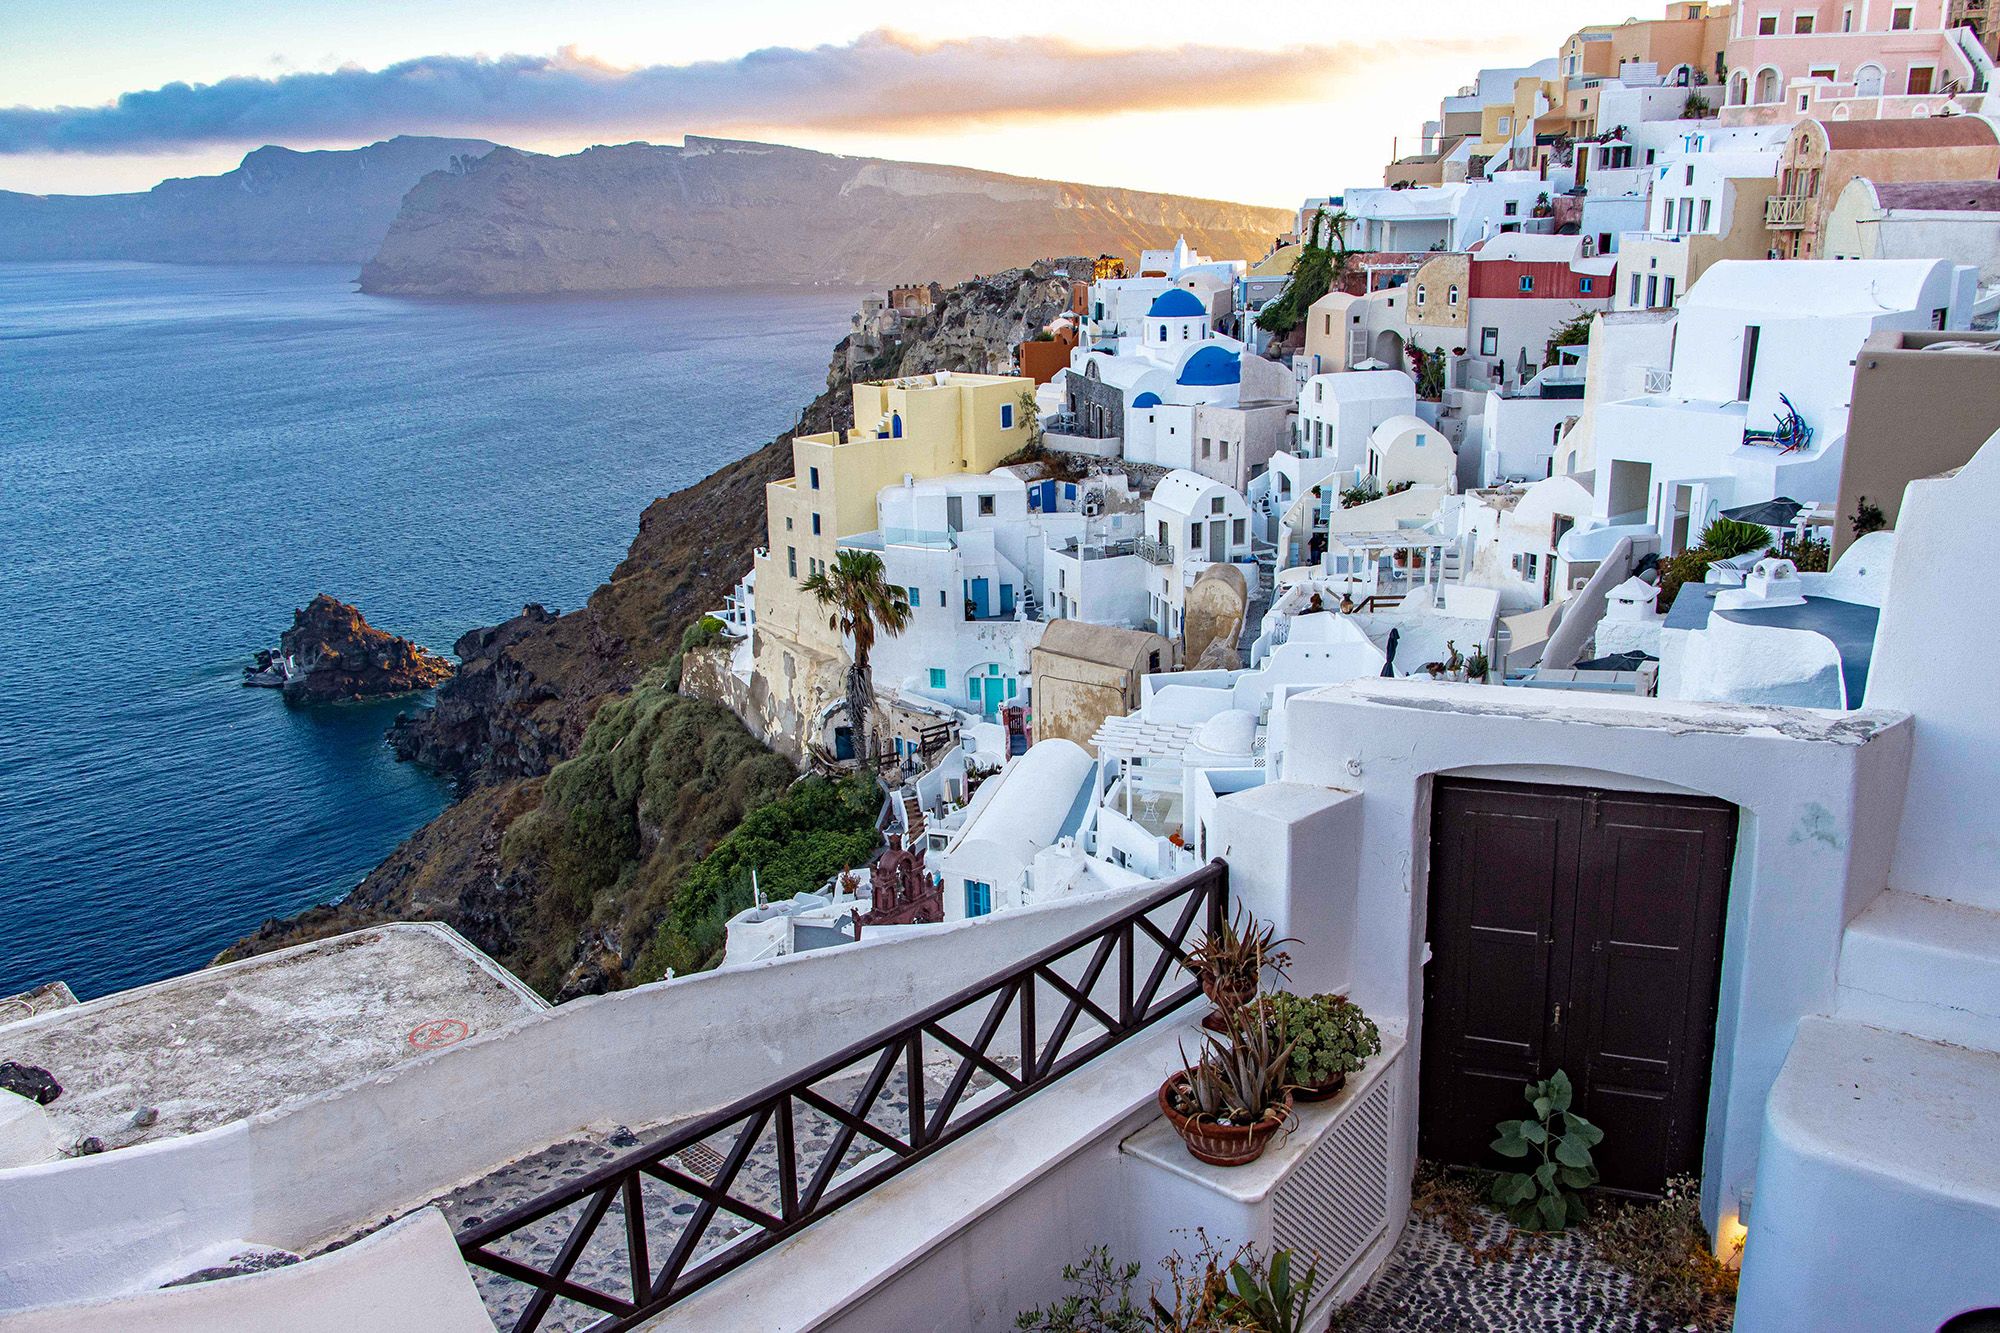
[1137,537,1175,567]
[1765,195,1810,229]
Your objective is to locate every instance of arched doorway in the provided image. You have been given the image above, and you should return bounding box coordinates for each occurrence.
[1372,329,1407,370]
[1728,71,1749,106]
[1855,63,1885,98]
[1754,66,1782,104]
[1420,776,1738,1196]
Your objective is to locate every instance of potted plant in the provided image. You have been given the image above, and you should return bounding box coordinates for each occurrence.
[1185,906,1292,1029]
[1160,1007,1293,1166]
[1467,647,1491,684]
[1247,992,1383,1102]
[1444,640,1465,681]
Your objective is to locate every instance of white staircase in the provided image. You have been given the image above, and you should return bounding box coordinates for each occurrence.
[1835,889,2000,1054]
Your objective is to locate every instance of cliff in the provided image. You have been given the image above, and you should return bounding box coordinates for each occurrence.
[359,137,1289,296]
[227,258,1079,995]
[0,136,496,263]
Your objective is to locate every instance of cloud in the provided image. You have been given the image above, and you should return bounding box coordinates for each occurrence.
[0,30,1476,154]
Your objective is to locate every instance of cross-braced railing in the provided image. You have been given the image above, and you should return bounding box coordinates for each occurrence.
[456,861,1227,1332]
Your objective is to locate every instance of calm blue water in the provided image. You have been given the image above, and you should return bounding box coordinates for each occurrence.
[0,263,858,1000]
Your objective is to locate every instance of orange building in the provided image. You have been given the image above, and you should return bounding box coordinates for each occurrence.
[1017,322,1079,385]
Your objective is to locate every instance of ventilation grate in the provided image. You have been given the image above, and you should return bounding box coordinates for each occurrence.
[1271,1073,1395,1285]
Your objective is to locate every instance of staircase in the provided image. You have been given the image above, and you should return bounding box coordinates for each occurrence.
[1022,586,1043,621]
[898,789,927,841]
[1834,889,2000,1054]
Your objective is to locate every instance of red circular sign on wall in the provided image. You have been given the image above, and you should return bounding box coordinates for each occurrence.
[407,1018,471,1050]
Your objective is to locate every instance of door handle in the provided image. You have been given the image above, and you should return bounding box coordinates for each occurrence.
[1551,1003,1563,1034]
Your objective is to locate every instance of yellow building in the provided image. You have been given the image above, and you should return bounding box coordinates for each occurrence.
[747,371,1032,757]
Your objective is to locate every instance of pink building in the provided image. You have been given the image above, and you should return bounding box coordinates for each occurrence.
[1719,0,1994,124]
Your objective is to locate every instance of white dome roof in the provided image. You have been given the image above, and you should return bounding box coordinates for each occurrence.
[1194,709,1259,757]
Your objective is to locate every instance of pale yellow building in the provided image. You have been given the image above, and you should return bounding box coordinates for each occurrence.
[748,371,1033,757]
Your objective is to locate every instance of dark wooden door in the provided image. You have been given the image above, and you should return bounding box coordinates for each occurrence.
[1419,778,1736,1196]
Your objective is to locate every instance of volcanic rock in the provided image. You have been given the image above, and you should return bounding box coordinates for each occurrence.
[277,595,454,703]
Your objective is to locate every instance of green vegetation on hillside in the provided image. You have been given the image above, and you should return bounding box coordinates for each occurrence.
[495,672,883,994]
[1255,209,1352,337]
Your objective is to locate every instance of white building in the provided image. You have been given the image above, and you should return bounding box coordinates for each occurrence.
[932,738,1100,920]
[1583,258,1976,557]
[1341,176,1562,253]
[1140,470,1256,640]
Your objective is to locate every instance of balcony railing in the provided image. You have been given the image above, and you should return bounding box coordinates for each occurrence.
[1765,195,1809,229]
[1137,537,1175,566]
[1644,367,1673,394]
[456,863,1227,1332]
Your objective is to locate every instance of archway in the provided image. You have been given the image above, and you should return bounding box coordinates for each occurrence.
[1754,67,1782,104]
[1855,63,1884,98]
[1372,329,1407,370]
[1728,71,1749,106]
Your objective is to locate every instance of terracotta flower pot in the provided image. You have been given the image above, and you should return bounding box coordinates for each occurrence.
[1289,1071,1348,1104]
[1159,1074,1289,1167]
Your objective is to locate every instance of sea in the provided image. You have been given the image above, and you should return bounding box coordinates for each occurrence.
[0,262,861,1001]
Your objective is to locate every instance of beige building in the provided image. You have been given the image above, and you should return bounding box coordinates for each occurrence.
[748,371,1034,756]
[1405,254,1472,354]
[1836,330,2000,552]
[1616,171,1777,307]
[1825,177,2000,285]
[1766,117,2000,259]
[1029,620,1172,753]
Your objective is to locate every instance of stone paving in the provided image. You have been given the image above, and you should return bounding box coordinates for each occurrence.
[428,1055,1002,1332]
[1331,1199,1731,1333]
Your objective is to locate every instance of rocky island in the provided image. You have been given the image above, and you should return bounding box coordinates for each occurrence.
[259,595,455,703]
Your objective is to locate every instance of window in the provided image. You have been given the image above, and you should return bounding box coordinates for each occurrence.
[1415,284,1427,308]
[1200,437,1212,459]
[978,494,995,517]
[808,466,820,490]
[1448,284,1460,307]
[964,881,992,917]
[1219,441,1230,460]
[1757,13,1777,33]
[1504,200,1519,216]
[1663,277,1677,307]
[1210,497,1225,514]
[1631,273,1643,305]
[1000,403,1015,430]
[787,546,797,577]
[1685,164,1696,187]
[1498,116,1511,134]
[1810,67,1837,81]
[1842,6,1853,30]
[1738,324,1761,401]
[811,512,822,535]
[1679,198,1696,233]
[1698,199,1713,231]
[1647,274,1659,307]
[1580,277,1594,294]
[1907,66,1934,95]
[1481,327,1499,357]
[1891,5,1912,27]
[1519,275,1535,293]
[929,668,947,690]
[1233,518,1246,544]
[939,589,948,607]
[784,515,793,530]
[1793,13,1813,32]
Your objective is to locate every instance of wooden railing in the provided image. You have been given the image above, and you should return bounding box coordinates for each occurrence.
[457,862,1227,1332]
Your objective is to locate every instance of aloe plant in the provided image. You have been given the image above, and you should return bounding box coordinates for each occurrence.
[1184,905,1292,1004]
[1220,1248,1322,1333]
[1490,1070,1603,1231]
[1173,1004,1292,1126]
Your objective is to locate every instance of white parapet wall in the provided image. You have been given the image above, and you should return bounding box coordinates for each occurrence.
[0,880,1174,1313]
[3,1209,489,1333]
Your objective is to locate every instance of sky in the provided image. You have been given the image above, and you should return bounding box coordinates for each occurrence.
[0,1,1616,205]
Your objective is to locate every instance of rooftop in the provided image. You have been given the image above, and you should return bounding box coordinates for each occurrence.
[1817,117,2000,152]
[0,924,544,1153]
[1870,180,2000,214]
[1685,259,1951,318]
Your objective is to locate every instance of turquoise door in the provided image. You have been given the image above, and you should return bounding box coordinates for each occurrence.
[999,583,1015,616]
[969,577,991,618]
[965,881,993,917]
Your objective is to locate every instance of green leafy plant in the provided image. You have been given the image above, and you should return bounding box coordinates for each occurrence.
[1780,530,1830,572]
[1543,310,1594,367]
[1684,90,1715,117]
[1256,209,1352,336]
[1489,1070,1602,1231]
[1698,516,1774,560]
[1466,647,1491,682]
[1250,992,1381,1091]
[801,547,911,762]
[1409,344,1446,400]
[1339,477,1382,508]
[1014,1247,1146,1332]
[1220,1249,1322,1333]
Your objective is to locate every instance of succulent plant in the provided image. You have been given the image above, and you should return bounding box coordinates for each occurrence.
[1249,992,1381,1090]
[1170,1003,1293,1127]
[1185,905,1293,1003]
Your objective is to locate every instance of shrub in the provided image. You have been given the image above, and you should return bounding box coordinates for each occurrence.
[1489,1070,1602,1231]
[1340,478,1382,508]
[1850,494,1888,537]
[1015,1239,1317,1333]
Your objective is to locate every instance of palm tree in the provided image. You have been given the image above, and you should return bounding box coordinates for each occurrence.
[801,548,911,766]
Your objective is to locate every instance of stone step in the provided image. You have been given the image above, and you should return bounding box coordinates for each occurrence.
[1836,889,2000,1054]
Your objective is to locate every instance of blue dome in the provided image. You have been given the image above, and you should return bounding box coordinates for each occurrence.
[1177,346,1241,387]
[1146,288,1206,318]
[1132,391,1163,409]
